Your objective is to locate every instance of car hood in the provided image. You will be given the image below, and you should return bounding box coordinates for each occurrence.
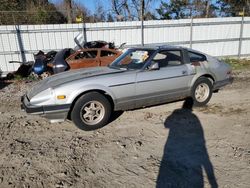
[27,67,124,100]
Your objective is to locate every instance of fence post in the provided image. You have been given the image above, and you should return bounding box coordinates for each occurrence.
[15,25,26,63]
[190,17,193,48]
[141,18,144,46]
[238,8,245,59]
[141,0,144,46]
[82,22,87,43]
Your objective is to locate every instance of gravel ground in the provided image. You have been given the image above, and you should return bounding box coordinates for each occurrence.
[0,70,249,188]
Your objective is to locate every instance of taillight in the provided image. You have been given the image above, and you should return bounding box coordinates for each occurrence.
[227,70,232,77]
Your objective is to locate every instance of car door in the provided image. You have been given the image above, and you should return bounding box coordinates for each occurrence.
[135,49,195,108]
[67,49,100,69]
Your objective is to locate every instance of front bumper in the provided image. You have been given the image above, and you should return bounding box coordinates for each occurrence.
[21,95,70,122]
[213,77,234,91]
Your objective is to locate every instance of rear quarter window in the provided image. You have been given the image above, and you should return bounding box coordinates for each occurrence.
[188,51,207,62]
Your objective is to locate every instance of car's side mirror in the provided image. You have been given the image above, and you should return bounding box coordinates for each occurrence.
[149,62,160,71]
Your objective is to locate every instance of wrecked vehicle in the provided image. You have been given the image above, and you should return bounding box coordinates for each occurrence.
[6,61,34,79]
[32,50,57,77]
[51,48,122,74]
[21,45,233,131]
[83,40,115,49]
[32,33,123,77]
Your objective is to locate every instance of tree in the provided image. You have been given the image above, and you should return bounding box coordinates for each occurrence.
[0,0,66,25]
[111,0,157,21]
[190,0,217,18]
[156,0,218,19]
[216,0,250,16]
[54,0,94,23]
[107,13,115,22]
[93,3,107,22]
[111,0,133,20]
[157,0,189,19]
[64,0,73,23]
[0,0,21,11]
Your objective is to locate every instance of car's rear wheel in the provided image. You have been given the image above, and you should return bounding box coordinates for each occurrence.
[192,77,213,106]
[71,92,111,131]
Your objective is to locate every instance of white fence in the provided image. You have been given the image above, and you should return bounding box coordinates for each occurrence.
[0,17,250,77]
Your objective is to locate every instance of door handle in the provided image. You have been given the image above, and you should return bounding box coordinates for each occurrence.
[182,70,187,75]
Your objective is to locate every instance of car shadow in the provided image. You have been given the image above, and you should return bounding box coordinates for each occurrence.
[156,98,218,188]
[109,110,124,124]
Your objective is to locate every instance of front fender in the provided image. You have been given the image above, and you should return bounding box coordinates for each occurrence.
[66,84,116,104]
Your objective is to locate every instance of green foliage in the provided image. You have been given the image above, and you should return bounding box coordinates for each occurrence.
[0,0,248,24]
[12,73,39,81]
[216,0,250,16]
[157,0,189,19]
[13,74,23,81]
[0,0,66,25]
[156,0,247,19]
[223,58,250,70]
[0,0,21,11]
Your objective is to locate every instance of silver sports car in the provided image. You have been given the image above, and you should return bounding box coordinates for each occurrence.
[21,45,233,130]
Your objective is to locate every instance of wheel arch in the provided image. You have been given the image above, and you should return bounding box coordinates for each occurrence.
[191,74,215,88]
[67,89,115,120]
[201,74,215,84]
[191,74,214,106]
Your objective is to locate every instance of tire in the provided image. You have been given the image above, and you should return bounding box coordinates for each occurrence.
[192,77,213,107]
[71,92,112,131]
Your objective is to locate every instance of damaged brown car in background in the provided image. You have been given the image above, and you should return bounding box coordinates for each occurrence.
[32,35,123,78]
[48,48,122,75]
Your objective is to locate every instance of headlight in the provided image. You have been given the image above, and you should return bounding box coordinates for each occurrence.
[30,88,54,104]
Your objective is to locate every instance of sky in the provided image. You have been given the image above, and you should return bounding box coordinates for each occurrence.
[50,0,116,13]
[49,0,161,14]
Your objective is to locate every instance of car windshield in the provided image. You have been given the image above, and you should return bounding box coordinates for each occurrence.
[109,49,154,70]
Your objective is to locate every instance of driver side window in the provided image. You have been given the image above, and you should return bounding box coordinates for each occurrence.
[153,50,182,68]
[120,50,149,69]
[74,50,98,60]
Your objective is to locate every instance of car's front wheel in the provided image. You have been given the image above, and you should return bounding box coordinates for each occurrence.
[71,92,111,131]
[192,77,213,106]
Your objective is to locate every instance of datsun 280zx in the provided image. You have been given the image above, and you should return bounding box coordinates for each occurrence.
[21,45,233,130]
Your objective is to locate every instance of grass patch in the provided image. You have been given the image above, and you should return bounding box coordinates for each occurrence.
[223,58,250,70]
[12,74,39,81]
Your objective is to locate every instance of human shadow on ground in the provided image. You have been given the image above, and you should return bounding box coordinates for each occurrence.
[156,98,218,188]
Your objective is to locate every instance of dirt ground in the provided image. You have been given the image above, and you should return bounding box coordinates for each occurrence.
[0,70,249,188]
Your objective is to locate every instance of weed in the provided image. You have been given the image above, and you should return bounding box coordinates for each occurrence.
[223,58,250,70]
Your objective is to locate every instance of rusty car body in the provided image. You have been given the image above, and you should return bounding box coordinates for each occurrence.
[66,48,122,70]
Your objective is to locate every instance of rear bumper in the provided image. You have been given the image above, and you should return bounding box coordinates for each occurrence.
[21,95,70,122]
[213,77,233,91]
